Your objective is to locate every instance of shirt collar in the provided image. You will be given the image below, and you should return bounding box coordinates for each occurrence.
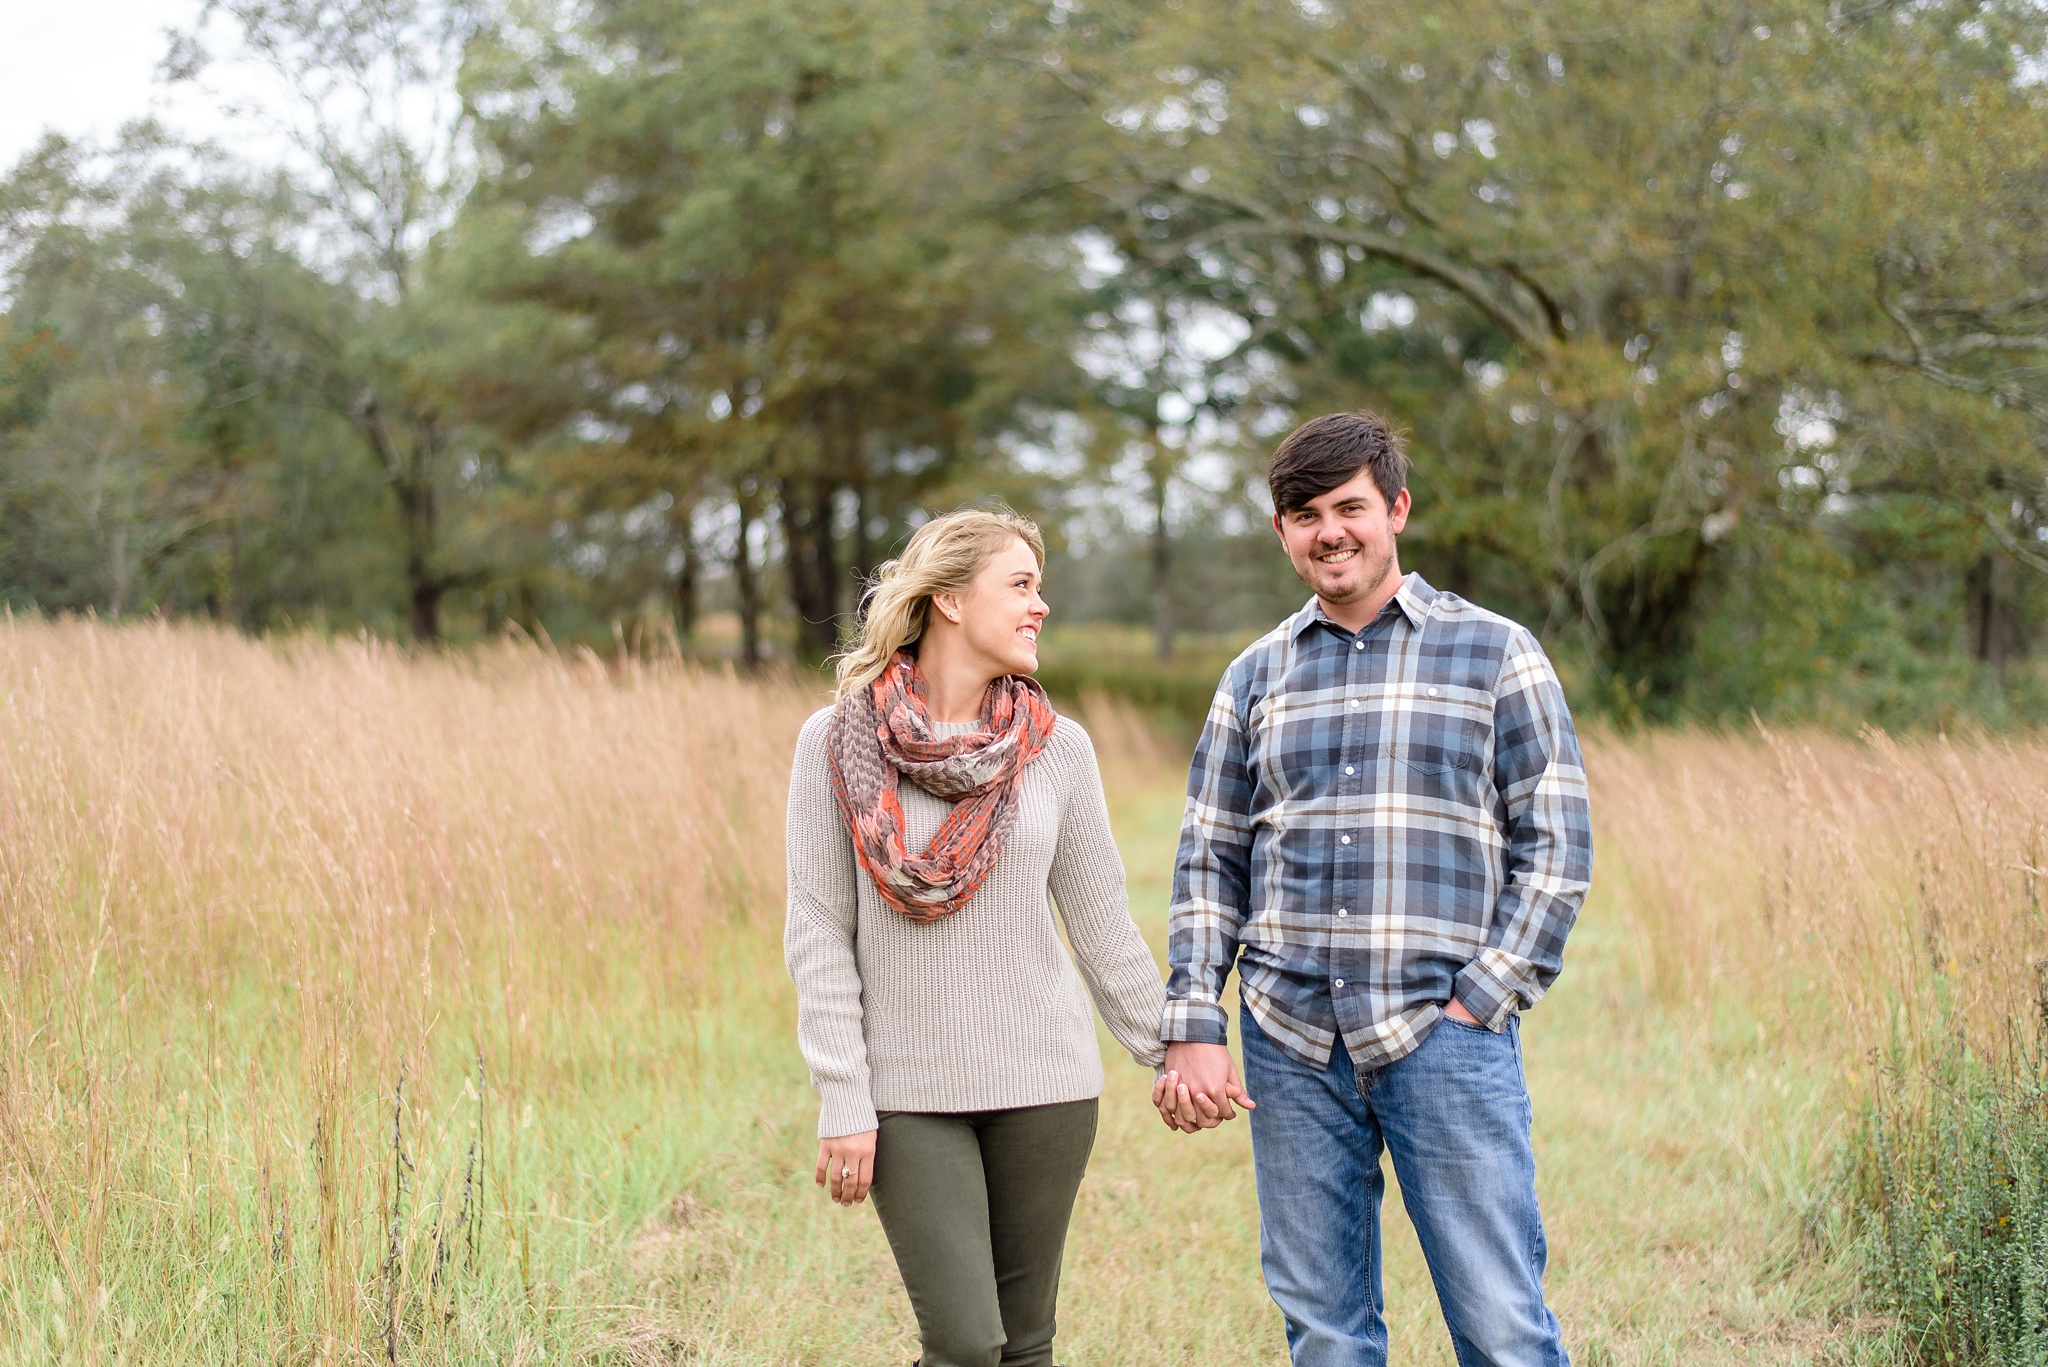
[1290,572,1438,639]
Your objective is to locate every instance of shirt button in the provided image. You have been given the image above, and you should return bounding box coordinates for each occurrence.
[1340,834,1352,845]
[1428,687,1439,697]
[1354,640,1363,650]
[1337,908,1348,917]
[1334,978,1346,988]
[1344,765,1355,776]
[1349,699,1360,710]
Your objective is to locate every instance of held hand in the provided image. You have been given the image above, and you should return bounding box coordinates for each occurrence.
[1151,1070,1213,1133]
[1150,1069,1243,1133]
[815,1129,878,1206]
[1157,1042,1254,1132]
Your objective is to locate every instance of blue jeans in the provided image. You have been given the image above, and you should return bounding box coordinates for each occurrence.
[1241,1006,1568,1367]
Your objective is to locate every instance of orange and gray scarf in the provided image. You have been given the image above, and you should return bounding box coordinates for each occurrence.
[827,651,1057,923]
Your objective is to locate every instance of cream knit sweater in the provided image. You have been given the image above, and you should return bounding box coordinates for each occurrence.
[784,707,1169,1138]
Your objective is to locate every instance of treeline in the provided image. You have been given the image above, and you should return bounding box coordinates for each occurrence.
[2,0,2045,724]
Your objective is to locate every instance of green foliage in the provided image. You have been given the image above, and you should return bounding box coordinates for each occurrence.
[995,0,2048,721]
[0,0,2044,714]
[0,133,408,626]
[1852,1031,2048,1364]
[457,0,1083,659]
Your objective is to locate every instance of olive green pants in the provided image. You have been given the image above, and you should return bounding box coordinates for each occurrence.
[869,1099,1100,1367]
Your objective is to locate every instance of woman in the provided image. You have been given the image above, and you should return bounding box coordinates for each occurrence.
[784,508,1167,1367]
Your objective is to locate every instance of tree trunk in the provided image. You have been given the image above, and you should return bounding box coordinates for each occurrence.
[225,514,246,631]
[108,524,130,619]
[780,480,816,646]
[347,395,446,643]
[398,472,441,644]
[852,481,873,597]
[1149,434,1173,662]
[410,579,444,644]
[780,478,840,662]
[355,399,444,644]
[405,422,443,643]
[1969,552,2014,686]
[671,504,698,641]
[734,488,761,671]
[810,477,841,653]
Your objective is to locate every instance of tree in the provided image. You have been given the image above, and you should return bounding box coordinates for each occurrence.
[0,129,387,624]
[459,0,1082,662]
[1075,278,1262,659]
[993,0,2048,716]
[169,0,499,641]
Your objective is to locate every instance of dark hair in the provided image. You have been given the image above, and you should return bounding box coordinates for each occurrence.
[1267,411,1410,515]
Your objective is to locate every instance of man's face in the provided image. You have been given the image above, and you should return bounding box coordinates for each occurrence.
[1272,469,1411,608]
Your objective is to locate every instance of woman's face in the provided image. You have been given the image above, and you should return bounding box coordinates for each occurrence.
[936,537,1049,677]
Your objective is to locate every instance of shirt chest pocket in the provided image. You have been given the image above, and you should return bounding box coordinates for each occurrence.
[1384,709,1491,781]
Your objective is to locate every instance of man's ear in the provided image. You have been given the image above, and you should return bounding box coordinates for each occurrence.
[1388,488,1412,536]
[1271,511,1287,546]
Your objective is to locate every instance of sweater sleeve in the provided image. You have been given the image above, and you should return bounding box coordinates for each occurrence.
[1046,724,1169,1070]
[783,710,880,1138]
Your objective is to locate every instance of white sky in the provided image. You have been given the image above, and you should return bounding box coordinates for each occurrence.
[1,0,257,171]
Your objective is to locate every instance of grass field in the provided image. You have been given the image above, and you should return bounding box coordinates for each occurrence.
[0,621,2042,1364]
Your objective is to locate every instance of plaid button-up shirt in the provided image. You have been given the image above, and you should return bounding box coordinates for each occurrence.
[1163,573,1593,1072]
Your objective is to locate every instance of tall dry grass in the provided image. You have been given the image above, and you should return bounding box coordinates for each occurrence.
[1588,725,2048,1360]
[6,621,2046,1363]
[1589,725,2048,1067]
[0,618,817,1361]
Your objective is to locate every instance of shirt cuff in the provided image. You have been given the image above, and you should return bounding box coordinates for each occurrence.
[1453,959,1519,1032]
[1161,996,1230,1045]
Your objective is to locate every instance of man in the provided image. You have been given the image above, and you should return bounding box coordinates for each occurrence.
[1154,411,1592,1366]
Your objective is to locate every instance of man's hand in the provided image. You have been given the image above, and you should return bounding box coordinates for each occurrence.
[815,1129,877,1206]
[1444,997,1484,1026]
[1152,1041,1254,1132]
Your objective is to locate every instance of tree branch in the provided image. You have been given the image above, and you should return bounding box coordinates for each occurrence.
[1162,180,1553,352]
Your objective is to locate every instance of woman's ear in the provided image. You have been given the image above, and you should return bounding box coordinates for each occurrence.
[930,591,962,626]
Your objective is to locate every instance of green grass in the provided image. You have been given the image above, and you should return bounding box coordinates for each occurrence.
[1850,1032,2048,1365]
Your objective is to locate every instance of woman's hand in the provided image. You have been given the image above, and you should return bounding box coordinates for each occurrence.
[1152,1069,1226,1133]
[815,1129,878,1205]
[1151,1052,1255,1133]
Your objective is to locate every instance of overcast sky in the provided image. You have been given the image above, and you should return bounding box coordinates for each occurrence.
[1,0,261,171]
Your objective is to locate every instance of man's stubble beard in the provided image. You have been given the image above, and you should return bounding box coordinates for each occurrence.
[1303,535,1396,607]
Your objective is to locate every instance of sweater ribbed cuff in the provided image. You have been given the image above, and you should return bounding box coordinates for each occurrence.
[816,1085,880,1139]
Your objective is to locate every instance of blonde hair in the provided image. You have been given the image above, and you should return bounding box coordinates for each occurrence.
[834,508,1046,699]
